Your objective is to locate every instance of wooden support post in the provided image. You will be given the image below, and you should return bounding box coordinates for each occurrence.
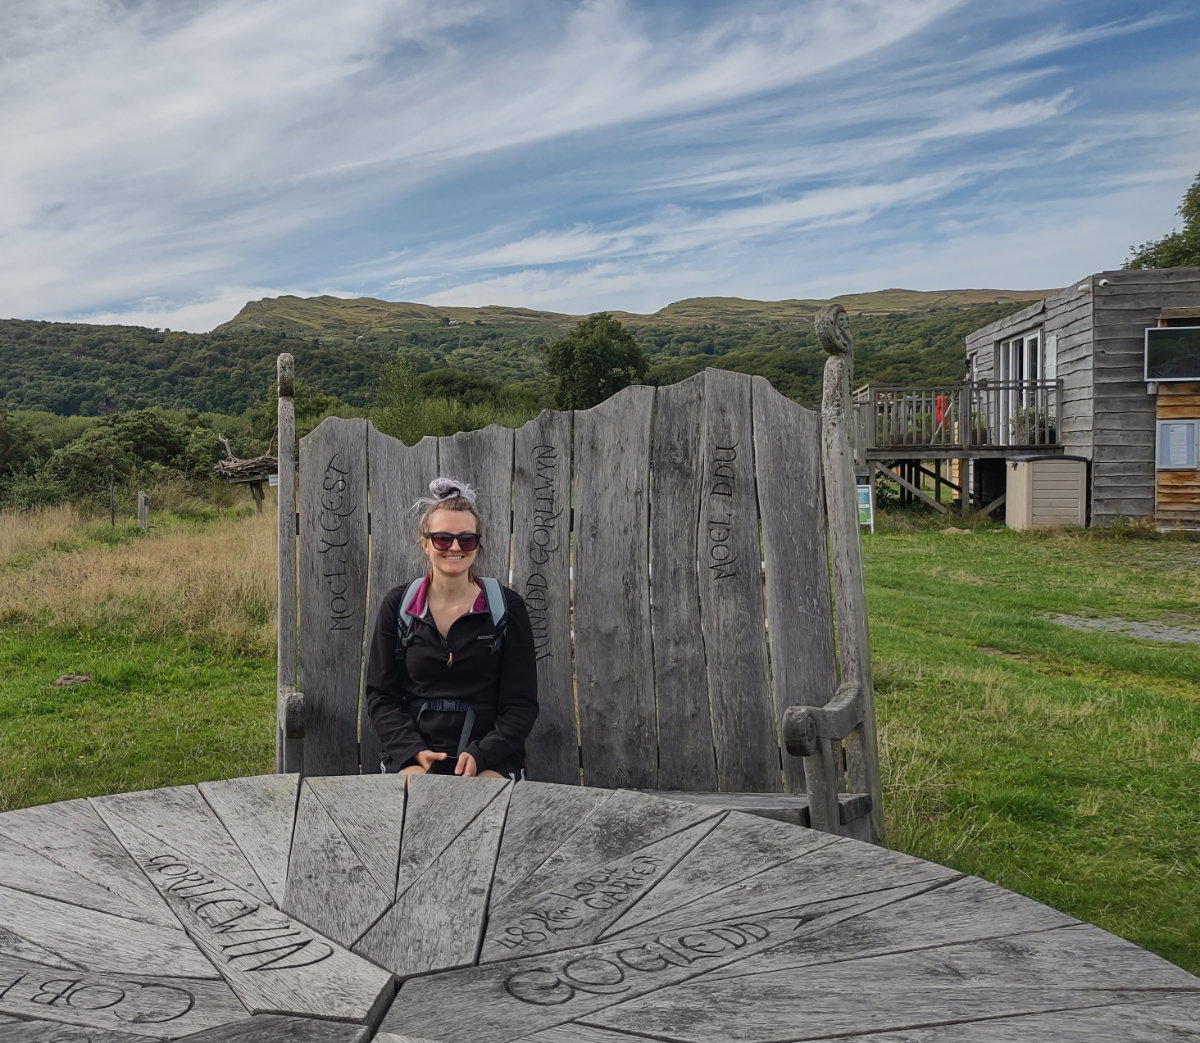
[276,354,301,774]
[816,305,884,844]
[137,490,149,529]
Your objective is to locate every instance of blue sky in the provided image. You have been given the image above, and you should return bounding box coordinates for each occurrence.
[3,0,1199,332]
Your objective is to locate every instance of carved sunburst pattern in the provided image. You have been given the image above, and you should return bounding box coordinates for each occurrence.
[0,775,1197,1042]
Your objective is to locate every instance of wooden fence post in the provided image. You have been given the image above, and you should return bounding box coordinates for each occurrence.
[137,490,149,529]
[276,354,301,774]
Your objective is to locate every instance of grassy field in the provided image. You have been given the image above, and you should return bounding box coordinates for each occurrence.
[0,505,1197,973]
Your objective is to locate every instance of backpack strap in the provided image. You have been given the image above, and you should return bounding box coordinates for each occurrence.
[480,576,508,654]
[394,577,426,664]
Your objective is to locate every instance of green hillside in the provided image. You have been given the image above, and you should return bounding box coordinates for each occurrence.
[1,289,1047,417]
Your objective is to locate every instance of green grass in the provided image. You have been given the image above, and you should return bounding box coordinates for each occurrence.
[867,519,1200,973]
[0,507,1197,975]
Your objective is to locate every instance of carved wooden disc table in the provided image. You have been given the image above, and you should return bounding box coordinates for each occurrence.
[1,774,1197,1042]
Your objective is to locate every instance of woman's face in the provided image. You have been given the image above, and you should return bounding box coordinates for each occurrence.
[421,506,479,580]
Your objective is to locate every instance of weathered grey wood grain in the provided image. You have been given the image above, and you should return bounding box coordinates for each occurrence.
[602,810,839,938]
[437,424,515,582]
[373,1035,448,1043]
[696,368,778,791]
[572,385,656,789]
[299,417,370,776]
[481,817,719,962]
[752,375,835,797]
[804,995,1200,1042]
[0,799,175,928]
[0,830,164,927]
[513,410,576,785]
[644,790,810,824]
[199,774,300,906]
[97,812,393,1024]
[491,783,612,905]
[354,781,510,978]
[0,921,82,970]
[0,953,247,1039]
[696,873,1078,983]
[362,425,438,776]
[0,1020,150,1043]
[393,774,509,900]
[305,774,406,895]
[177,1013,374,1042]
[818,308,884,841]
[500,790,721,907]
[647,374,715,791]
[0,884,215,978]
[514,1029,658,1043]
[584,924,1200,1042]
[92,786,271,903]
[381,902,846,1043]
[628,835,958,935]
[282,780,394,947]
[277,353,299,775]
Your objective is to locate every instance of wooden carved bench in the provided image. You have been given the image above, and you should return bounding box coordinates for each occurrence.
[276,305,883,842]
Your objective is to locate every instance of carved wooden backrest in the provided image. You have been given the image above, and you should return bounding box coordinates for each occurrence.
[285,367,852,800]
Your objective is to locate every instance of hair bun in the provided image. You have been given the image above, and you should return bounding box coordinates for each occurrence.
[413,475,478,512]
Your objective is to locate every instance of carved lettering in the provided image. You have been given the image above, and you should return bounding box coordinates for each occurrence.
[504,920,773,1006]
[0,960,196,1027]
[705,442,739,578]
[141,854,334,972]
[317,455,359,631]
[525,444,562,659]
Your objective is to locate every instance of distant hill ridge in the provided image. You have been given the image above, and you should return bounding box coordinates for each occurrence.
[218,288,1051,337]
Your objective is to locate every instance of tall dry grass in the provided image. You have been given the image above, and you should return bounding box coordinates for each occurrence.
[0,507,276,656]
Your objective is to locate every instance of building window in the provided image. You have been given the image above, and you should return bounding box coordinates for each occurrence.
[1157,420,1199,470]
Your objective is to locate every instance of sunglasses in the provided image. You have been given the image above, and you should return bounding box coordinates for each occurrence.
[424,531,481,552]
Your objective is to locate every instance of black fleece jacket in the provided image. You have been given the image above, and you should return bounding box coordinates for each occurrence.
[364,580,539,773]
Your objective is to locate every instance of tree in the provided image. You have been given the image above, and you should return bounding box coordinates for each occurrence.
[1126,171,1200,269]
[542,313,649,410]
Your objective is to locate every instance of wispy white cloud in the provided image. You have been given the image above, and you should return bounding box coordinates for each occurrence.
[1,0,1198,330]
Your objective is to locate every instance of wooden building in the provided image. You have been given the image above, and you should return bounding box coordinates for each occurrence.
[964,267,1200,528]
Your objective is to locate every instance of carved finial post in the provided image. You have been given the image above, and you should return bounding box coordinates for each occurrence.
[815,306,884,843]
[276,353,301,772]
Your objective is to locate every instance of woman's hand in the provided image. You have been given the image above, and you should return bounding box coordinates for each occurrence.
[400,749,448,774]
[454,751,478,777]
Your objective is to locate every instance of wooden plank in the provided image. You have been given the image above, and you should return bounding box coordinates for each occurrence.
[513,410,577,786]
[92,786,271,903]
[602,811,839,938]
[0,953,247,1040]
[645,791,810,825]
[0,830,165,928]
[277,353,299,774]
[305,774,406,896]
[491,783,612,905]
[585,924,1200,1042]
[794,995,1200,1042]
[0,799,175,928]
[362,425,438,776]
[0,884,215,979]
[282,781,394,948]
[393,774,510,900]
[696,369,777,791]
[299,417,370,776]
[698,873,1078,982]
[437,424,515,582]
[481,817,720,962]
[0,1021,150,1043]
[96,812,393,1024]
[381,899,886,1043]
[647,374,715,790]
[199,774,300,907]
[573,385,656,788]
[632,835,957,935]
[175,1014,373,1042]
[354,782,510,978]
[499,790,721,907]
[752,375,836,797]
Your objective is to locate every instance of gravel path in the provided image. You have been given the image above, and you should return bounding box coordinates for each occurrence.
[1047,613,1200,645]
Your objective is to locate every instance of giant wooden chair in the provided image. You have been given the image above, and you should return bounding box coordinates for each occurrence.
[276,305,883,842]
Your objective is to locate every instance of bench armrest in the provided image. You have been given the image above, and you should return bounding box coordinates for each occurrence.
[782,681,863,757]
[277,684,306,740]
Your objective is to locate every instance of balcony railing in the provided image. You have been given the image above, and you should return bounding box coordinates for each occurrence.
[853,380,1063,453]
